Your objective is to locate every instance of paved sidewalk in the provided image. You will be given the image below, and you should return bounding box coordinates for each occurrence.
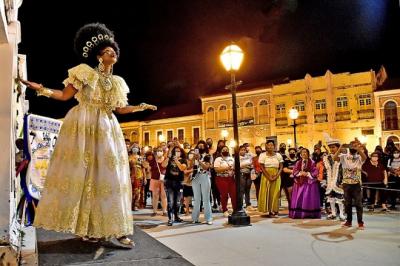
[134,207,400,266]
[37,226,192,266]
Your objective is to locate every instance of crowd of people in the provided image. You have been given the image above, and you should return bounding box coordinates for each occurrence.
[126,136,400,230]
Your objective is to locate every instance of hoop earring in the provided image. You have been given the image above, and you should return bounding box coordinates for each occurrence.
[98,58,105,72]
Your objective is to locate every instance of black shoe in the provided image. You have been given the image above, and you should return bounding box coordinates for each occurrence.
[167,220,173,226]
[174,217,183,223]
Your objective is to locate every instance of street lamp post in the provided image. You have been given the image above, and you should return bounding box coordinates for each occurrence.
[289,108,299,149]
[220,44,250,226]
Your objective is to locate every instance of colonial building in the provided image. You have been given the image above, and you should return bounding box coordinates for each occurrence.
[121,68,399,152]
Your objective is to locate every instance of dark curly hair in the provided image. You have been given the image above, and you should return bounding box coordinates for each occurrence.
[74,23,120,68]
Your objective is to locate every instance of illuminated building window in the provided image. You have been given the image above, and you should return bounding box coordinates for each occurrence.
[144,132,150,146]
[295,101,305,112]
[243,102,254,120]
[178,128,185,142]
[336,96,348,108]
[193,127,200,145]
[276,103,286,114]
[358,94,372,106]
[258,100,269,124]
[315,99,326,110]
[167,130,173,141]
[219,105,228,122]
[206,107,215,129]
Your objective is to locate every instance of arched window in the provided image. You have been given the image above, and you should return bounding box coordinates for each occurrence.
[383,101,398,130]
[229,104,241,122]
[219,105,228,122]
[206,106,215,129]
[243,101,254,120]
[259,100,269,124]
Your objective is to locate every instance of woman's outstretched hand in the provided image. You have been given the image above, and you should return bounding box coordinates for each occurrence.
[19,79,43,91]
[140,103,157,111]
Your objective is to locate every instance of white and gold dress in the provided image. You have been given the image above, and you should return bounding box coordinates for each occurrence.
[33,64,133,238]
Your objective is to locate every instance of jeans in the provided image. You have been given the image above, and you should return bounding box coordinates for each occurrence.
[165,179,183,221]
[343,183,363,224]
[240,172,252,207]
[192,172,212,222]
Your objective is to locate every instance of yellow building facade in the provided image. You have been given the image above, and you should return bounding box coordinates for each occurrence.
[121,69,399,152]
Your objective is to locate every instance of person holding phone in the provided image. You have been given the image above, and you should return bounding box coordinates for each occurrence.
[165,146,187,226]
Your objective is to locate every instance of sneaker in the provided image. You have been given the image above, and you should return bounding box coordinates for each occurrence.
[207,221,213,225]
[223,211,229,217]
[358,222,365,230]
[192,220,200,224]
[167,220,173,226]
[339,215,346,221]
[342,221,352,227]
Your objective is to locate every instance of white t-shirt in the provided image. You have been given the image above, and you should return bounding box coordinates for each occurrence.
[258,152,283,169]
[214,156,234,177]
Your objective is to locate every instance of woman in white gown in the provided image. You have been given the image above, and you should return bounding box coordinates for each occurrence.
[21,23,156,248]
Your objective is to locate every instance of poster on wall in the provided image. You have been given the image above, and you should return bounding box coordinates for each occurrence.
[25,114,63,200]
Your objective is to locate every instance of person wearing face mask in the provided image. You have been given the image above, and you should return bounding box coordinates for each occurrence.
[252,146,264,201]
[334,139,367,229]
[323,138,345,220]
[281,148,297,209]
[129,144,146,211]
[191,140,213,224]
[362,152,388,211]
[388,149,400,210]
[147,148,168,216]
[182,150,195,216]
[214,145,236,217]
[165,147,187,226]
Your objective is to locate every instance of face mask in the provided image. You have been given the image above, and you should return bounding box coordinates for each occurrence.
[256,151,262,156]
[199,148,205,153]
[394,153,400,159]
[349,149,357,154]
[132,147,139,154]
[371,157,379,162]
[222,151,229,157]
[188,154,194,160]
[279,147,285,152]
[175,152,181,158]
[289,154,296,159]
[157,151,163,157]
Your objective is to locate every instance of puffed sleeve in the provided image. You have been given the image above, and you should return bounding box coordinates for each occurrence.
[112,75,130,108]
[62,64,98,91]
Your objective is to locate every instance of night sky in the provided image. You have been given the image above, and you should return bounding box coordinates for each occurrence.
[18,0,400,120]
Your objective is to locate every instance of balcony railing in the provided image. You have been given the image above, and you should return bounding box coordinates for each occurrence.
[336,111,351,121]
[314,114,328,123]
[382,119,400,131]
[357,109,374,120]
[275,117,288,126]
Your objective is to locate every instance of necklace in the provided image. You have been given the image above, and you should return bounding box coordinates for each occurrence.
[96,68,113,91]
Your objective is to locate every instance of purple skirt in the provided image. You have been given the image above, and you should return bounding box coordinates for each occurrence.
[289,179,321,219]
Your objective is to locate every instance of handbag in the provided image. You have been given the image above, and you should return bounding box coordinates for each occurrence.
[156,161,165,181]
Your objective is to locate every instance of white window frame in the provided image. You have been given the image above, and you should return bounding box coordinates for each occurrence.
[315,99,326,110]
[177,127,185,142]
[336,96,348,108]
